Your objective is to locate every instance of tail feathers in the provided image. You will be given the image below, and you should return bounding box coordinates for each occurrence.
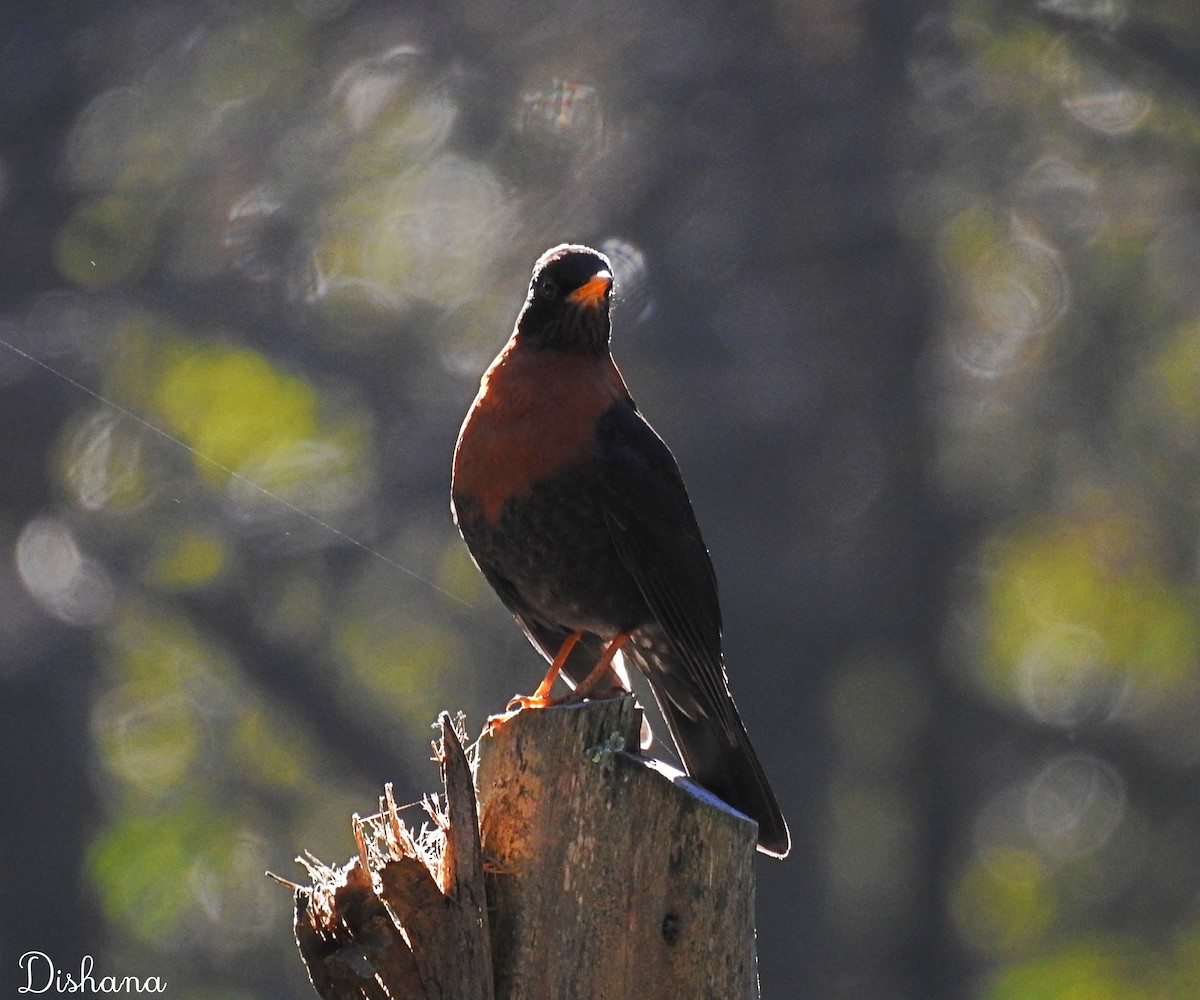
[650,684,791,859]
[524,618,789,855]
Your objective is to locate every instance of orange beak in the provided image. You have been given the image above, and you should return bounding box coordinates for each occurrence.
[567,271,612,309]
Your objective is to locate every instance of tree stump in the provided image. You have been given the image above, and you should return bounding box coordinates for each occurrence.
[287,697,761,1000]
[289,713,493,1000]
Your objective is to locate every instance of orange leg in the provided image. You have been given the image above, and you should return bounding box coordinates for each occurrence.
[488,629,626,734]
[563,631,632,702]
[506,630,583,711]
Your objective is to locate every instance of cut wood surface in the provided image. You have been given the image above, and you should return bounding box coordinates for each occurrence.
[289,698,761,1000]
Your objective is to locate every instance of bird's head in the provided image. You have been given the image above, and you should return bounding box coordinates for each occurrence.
[515,244,613,354]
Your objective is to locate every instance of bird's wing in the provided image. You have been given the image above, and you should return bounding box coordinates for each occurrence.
[594,401,740,739]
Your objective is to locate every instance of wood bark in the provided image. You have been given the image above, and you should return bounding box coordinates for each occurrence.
[478,695,759,999]
[289,697,761,1000]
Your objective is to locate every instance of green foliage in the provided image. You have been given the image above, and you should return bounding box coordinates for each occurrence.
[151,343,320,482]
[13,0,1200,997]
[983,504,1198,707]
[145,529,229,590]
[89,802,238,946]
[953,849,1056,956]
[988,941,1163,1000]
[334,616,473,734]
[913,4,1200,996]
[56,195,159,290]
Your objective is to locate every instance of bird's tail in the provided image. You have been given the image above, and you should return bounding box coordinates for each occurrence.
[627,648,791,859]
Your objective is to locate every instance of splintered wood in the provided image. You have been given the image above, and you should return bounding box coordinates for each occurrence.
[287,697,760,1000]
[291,712,493,1000]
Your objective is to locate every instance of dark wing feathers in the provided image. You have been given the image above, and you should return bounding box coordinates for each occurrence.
[594,403,741,740]
[595,401,791,857]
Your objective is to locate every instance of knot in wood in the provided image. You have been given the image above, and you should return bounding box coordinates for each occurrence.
[661,913,682,946]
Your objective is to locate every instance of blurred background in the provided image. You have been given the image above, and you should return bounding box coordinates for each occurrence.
[4,1,1200,997]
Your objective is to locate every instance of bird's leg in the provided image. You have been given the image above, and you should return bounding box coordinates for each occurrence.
[492,631,630,736]
[506,629,583,711]
[562,630,632,703]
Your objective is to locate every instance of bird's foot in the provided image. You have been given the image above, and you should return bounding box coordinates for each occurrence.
[484,694,557,737]
[487,631,632,732]
[493,629,583,720]
[504,691,559,712]
[482,707,518,737]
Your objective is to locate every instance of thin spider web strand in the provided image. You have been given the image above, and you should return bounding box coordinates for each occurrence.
[0,335,472,609]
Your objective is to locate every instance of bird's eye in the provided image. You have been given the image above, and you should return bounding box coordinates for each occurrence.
[537,275,558,299]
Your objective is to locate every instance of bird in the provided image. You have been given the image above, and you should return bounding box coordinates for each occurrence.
[451,243,790,858]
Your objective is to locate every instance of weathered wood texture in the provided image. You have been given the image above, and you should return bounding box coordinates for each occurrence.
[289,698,760,1000]
[478,696,759,1000]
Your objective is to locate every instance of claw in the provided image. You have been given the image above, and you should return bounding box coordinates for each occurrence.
[505,692,556,712]
[483,708,518,737]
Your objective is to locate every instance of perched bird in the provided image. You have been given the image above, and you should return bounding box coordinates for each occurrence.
[451,244,789,858]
